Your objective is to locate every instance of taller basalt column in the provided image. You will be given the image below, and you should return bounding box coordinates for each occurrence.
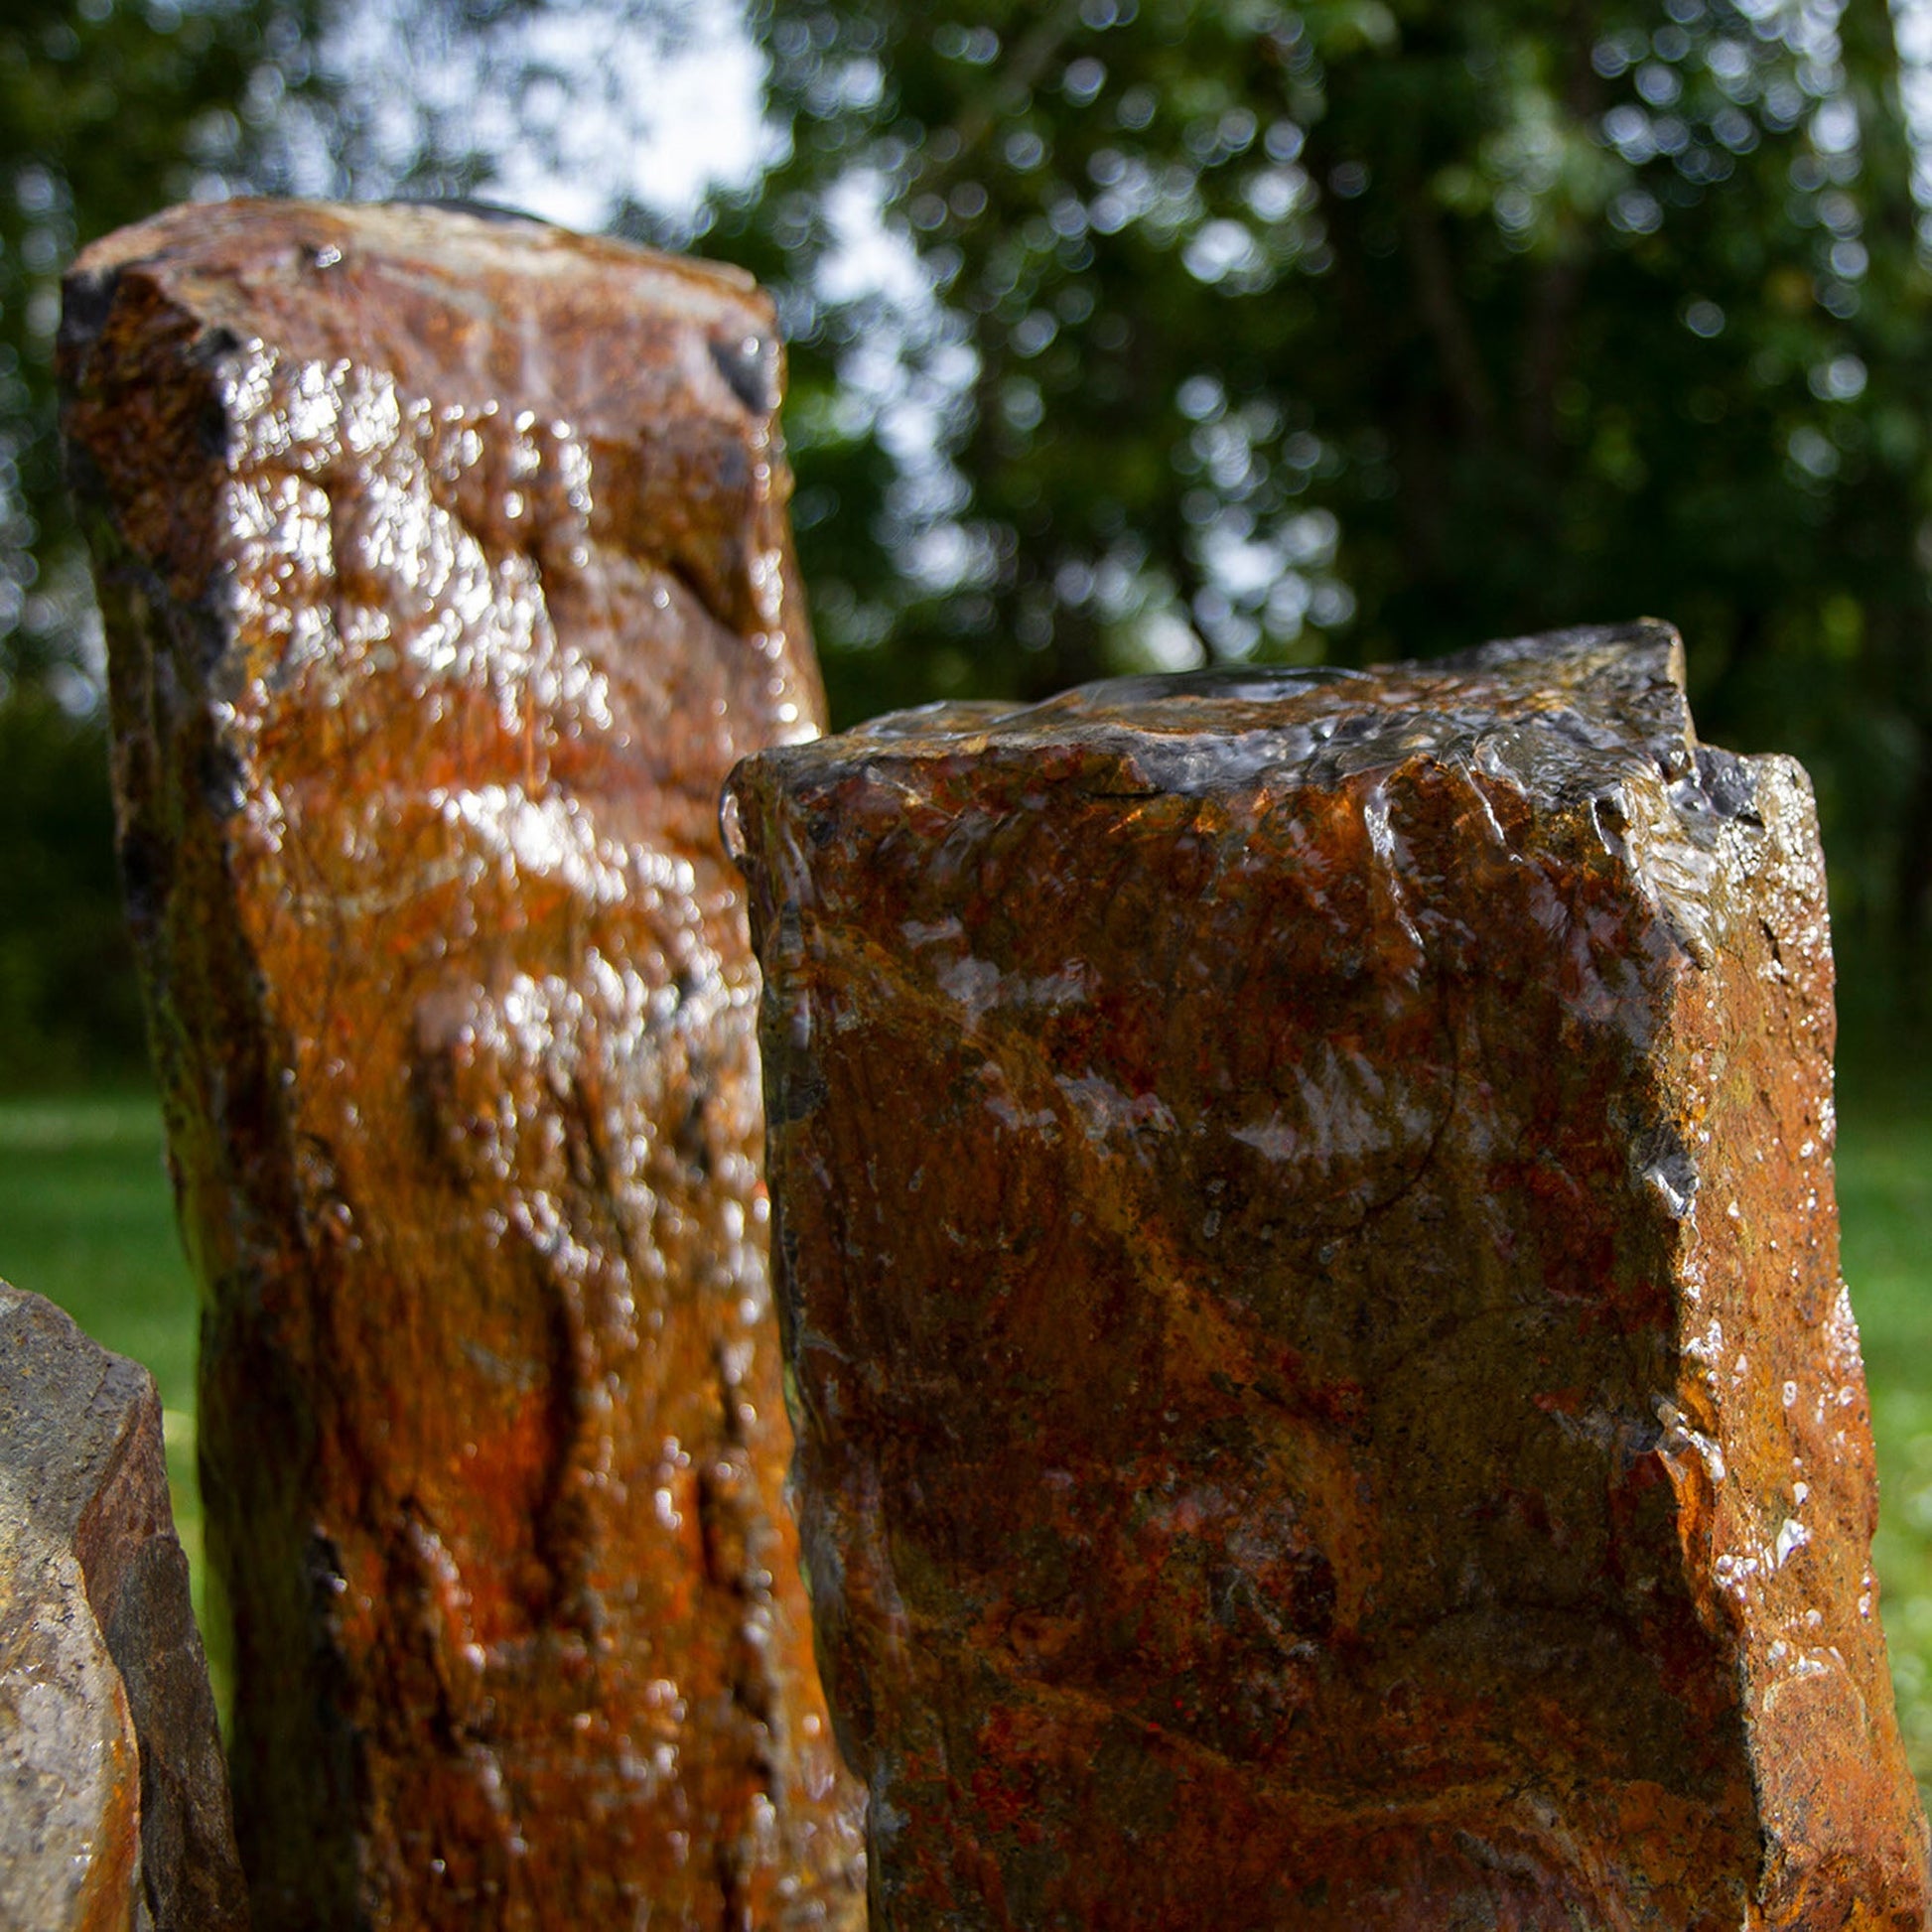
[728,624,1931,1931]
[61,200,864,1931]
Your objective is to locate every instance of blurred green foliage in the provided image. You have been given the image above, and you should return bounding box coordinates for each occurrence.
[1,0,316,693]
[0,692,144,1084]
[4,0,1932,1083]
[1,0,317,1083]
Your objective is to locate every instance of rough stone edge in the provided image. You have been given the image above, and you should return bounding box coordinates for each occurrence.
[0,1282,248,1931]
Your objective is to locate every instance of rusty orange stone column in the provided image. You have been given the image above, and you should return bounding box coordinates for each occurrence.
[61,200,865,1931]
[728,623,1930,1931]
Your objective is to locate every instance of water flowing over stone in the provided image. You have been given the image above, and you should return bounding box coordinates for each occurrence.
[728,622,1930,1931]
[0,1282,246,1932]
[60,200,864,1931]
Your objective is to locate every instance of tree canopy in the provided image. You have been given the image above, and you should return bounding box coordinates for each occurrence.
[3,0,1931,1082]
[1,0,317,1080]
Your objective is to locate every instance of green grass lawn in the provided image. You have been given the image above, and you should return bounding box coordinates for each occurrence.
[1839,1063,1932,1801]
[3,1081,1930,1806]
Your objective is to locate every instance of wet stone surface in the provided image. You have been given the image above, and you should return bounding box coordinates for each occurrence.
[730,623,1932,1931]
[0,1281,246,1932]
[61,201,863,1930]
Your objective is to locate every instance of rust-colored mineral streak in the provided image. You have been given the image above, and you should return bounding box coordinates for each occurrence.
[60,199,864,1930]
[729,624,1931,1931]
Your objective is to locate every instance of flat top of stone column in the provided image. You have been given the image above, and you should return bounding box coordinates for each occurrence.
[62,197,777,436]
[765,620,1695,796]
[63,193,820,724]
[728,621,1790,979]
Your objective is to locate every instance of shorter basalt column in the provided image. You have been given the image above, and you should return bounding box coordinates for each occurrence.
[728,623,1931,1932]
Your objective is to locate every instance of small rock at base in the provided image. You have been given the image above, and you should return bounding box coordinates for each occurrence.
[0,1280,246,1932]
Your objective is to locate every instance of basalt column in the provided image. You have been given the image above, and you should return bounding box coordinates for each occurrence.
[61,200,864,1931]
[728,624,1930,1932]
